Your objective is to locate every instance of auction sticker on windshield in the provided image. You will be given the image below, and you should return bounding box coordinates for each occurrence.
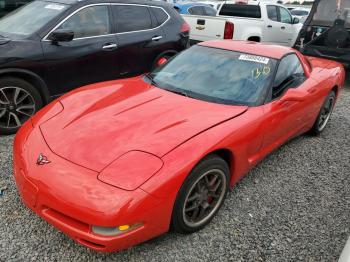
[239,54,270,65]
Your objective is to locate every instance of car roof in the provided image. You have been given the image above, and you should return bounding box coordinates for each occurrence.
[175,2,212,8]
[42,0,171,7]
[199,40,295,60]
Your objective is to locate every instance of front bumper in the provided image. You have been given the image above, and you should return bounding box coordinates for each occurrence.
[13,121,171,252]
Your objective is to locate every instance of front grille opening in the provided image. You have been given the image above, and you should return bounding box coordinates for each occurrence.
[77,238,106,250]
[41,207,89,233]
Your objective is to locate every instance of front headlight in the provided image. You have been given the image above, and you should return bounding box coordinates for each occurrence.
[98,151,163,191]
[92,223,143,236]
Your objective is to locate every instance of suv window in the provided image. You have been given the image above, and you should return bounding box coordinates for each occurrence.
[278,6,292,24]
[267,5,278,21]
[188,6,205,15]
[113,5,152,33]
[150,7,168,26]
[219,4,261,18]
[58,5,109,39]
[272,54,305,99]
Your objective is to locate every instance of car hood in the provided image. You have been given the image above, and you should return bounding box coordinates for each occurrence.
[40,77,248,172]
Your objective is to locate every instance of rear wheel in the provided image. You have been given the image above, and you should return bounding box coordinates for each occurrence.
[309,90,336,136]
[0,77,42,135]
[171,155,230,233]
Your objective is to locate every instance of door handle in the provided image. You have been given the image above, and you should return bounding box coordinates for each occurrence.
[102,43,118,51]
[267,25,272,28]
[151,36,163,41]
[281,26,286,30]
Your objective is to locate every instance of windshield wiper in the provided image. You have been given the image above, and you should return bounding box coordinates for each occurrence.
[145,74,158,87]
[168,89,190,98]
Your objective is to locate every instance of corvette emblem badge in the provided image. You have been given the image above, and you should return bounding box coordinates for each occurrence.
[36,153,51,165]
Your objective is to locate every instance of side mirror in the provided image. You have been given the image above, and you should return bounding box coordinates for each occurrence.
[292,17,300,24]
[280,88,305,102]
[49,29,74,43]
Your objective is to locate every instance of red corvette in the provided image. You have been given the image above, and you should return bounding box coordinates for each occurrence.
[13,41,345,252]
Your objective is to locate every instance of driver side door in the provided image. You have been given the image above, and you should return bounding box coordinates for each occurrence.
[41,4,120,95]
[258,54,313,155]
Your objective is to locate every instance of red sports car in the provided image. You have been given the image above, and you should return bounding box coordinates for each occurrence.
[13,41,345,252]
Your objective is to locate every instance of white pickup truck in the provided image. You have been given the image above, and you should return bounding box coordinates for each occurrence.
[183,2,302,47]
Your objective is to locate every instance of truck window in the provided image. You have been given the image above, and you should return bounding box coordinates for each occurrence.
[219,4,261,18]
[204,6,217,16]
[188,6,205,16]
[267,5,278,21]
[279,7,292,24]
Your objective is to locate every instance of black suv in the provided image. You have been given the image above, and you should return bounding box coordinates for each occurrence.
[0,0,190,134]
[295,0,350,66]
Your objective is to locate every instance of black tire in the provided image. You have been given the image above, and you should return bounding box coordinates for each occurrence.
[309,90,336,136]
[171,154,230,234]
[0,77,43,135]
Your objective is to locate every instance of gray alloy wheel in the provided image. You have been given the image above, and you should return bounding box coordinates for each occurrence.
[0,86,36,129]
[182,169,227,228]
[0,77,42,135]
[171,155,230,233]
[317,94,335,132]
[309,90,336,136]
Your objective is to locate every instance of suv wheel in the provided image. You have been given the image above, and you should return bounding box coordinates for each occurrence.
[0,77,42,135]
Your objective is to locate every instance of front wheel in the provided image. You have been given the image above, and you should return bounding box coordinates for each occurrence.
[0,77,43,135]
[171,155,230,233]
[309,90,336,136]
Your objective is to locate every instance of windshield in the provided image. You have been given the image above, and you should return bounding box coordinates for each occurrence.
[311,0,350,27]
[150,46,277,106]
[0,1,68,36]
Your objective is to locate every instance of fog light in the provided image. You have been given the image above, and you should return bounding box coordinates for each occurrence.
[92,223,142,236]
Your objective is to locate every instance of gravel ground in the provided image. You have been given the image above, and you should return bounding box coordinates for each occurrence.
[1,84,350,261]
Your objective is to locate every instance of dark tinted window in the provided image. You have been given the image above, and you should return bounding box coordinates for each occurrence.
[113,5,152,33]
[204,6,217,16]
[273,54,305,98]
[58,5,109,39]
[188,6,205,15]
[219,4,261,18]
[267,5,278,21]
[151,7,168,26]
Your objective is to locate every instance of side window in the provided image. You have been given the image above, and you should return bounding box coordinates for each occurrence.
[272,54,305,99]
[188,6,205,15]
[113,5,152,33]
[278,7,292,24]
[150,7,168,26]
[58,5,110,39]
[267,5,278,21]
[204,6,217,16]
